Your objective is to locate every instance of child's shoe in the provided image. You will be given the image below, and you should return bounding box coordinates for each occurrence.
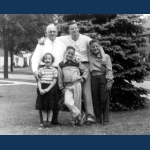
[39,124,46,130]
[71,120,76,126]
[47,121,52,128]
[75,114,83,127]
[103,121,109,125]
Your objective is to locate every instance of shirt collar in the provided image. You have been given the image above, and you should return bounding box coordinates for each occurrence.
[90,52,102,59]
[46,38,56,45]
[43,65,54,69]
[69,33,80,42]
[97,53,102,59]
[63,57,76,63]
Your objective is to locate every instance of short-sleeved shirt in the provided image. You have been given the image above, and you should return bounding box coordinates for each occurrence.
[58,34,92,62]
[38,66,58,84]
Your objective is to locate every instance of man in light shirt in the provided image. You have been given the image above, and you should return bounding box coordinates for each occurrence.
[58,20,105,125]
[32,24,66,126]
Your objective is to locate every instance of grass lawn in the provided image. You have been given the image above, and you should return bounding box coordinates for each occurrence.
[0,84,150,135]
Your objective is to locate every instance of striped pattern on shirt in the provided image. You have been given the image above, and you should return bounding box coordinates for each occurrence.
[39,66,58,84]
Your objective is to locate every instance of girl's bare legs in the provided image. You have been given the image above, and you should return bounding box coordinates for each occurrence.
[47,110,53,127]
[42,110,48,128]
[40,110,53,128]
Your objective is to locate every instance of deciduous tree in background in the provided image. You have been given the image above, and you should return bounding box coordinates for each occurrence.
[0,14,54,75]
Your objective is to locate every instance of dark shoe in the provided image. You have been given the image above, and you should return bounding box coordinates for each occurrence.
[103,121,109,125]
[86,114,96,126]
[47,121,52,128]
[51,122,61,126]
[75,114,83,127]
[81,112,86,124]
[43,121,48,127]
[96,118,102,124]
[71,120,76,126]
[86,120,96,126]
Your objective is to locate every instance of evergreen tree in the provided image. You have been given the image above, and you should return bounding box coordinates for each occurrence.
[61,14,149,111]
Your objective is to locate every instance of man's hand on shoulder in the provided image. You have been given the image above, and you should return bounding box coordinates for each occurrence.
[38,37,46,45]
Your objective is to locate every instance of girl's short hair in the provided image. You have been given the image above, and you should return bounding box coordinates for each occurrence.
[89,39,100,47]
[42,53,55,63]
[66,46,75,52]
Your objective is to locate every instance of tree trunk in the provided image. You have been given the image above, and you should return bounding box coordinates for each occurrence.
[10,51,13,72]
[2,17,8,78]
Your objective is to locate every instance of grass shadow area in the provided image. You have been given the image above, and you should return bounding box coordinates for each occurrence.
[0,85,150,135]
[0,67,33,75]
[0,82,14,84]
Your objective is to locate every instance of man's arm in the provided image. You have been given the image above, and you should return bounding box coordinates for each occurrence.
[100,46,106,63]
[57,36,68,45]
[79,62,89,82]
[31,44,42,79]
[58,65,64,90]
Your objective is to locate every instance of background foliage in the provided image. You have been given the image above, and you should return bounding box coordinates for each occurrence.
[60,14,149,111]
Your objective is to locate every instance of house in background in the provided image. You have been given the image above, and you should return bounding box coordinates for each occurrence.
[138,20,150,62]
[0,48,32,67]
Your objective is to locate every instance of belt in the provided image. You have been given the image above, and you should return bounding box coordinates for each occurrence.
[81,61,89,64]
[64,80,80,86]
[91,72,104,76]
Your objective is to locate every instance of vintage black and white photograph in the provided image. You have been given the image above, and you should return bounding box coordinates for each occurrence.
[0,14,150,135]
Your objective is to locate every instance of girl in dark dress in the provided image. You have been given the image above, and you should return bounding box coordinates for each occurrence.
[35,53,58,129]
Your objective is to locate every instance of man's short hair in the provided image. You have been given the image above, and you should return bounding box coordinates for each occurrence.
[46,24,57,32]
[68,20,77,27]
